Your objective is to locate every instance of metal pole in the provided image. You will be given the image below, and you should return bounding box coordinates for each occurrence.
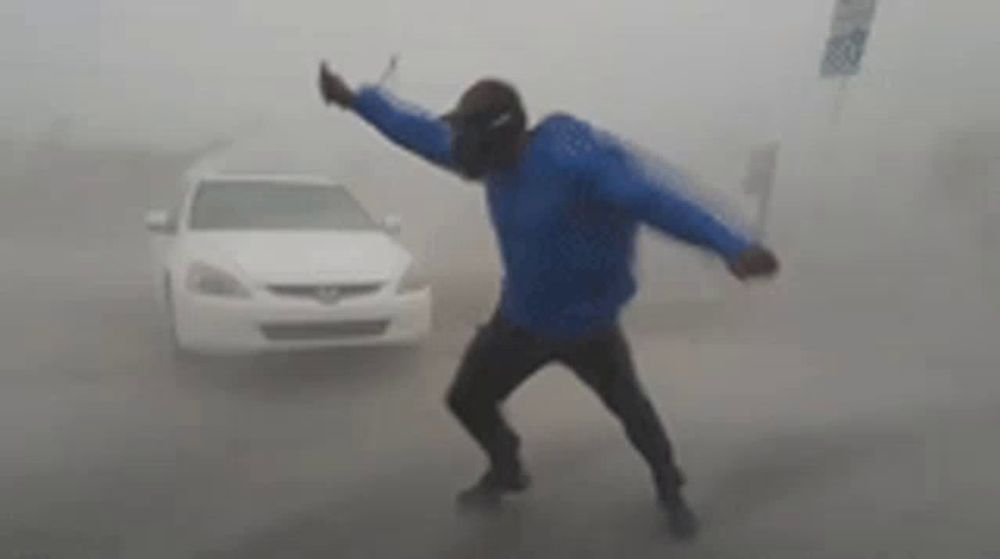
[832,76,850,124]
[756,183,773,241]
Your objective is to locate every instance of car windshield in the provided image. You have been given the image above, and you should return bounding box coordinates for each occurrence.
[189,181,376,231]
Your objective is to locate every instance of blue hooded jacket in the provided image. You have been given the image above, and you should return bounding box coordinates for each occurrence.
[355,87,752,340]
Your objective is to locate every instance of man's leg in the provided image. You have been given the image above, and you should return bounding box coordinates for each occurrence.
[446,314,552,505]
[559,326,699,538]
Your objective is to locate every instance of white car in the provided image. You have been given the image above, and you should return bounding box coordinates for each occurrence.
[144,174,431,355]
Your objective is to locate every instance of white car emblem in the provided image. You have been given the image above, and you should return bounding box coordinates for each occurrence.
[315,287,342,304]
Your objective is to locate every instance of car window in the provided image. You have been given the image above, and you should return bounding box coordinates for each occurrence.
[189,181,376,231]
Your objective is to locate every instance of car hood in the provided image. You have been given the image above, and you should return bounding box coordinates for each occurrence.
[182,231,410,285]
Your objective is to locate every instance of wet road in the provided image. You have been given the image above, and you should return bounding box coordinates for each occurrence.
[1,170,999,558]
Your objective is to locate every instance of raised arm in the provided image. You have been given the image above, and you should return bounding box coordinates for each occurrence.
[319,62,454,170]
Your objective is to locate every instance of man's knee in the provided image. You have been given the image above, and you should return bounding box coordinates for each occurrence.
[445,383,473,417]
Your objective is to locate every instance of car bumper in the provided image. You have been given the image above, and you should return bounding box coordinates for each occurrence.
[173,287,432,353]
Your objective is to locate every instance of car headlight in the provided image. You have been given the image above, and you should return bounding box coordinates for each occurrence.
[397,260,430,293]
[186,262,252,298]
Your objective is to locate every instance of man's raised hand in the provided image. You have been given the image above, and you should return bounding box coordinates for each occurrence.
[318,62,357,109]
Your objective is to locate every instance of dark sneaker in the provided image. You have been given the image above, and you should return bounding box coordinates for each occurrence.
[456,469,531,510]
[661,493,700,541]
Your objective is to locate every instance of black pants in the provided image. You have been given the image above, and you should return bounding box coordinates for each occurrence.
[445,313,686,499]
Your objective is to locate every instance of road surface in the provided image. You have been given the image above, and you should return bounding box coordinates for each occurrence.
[1,154,998,558]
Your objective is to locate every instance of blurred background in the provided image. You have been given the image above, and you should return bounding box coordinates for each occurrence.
[1,1,997,557]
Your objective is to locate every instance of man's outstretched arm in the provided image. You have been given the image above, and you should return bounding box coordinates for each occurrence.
[563,118,777,279]
[318,62,455,169]
[607,175,778,279]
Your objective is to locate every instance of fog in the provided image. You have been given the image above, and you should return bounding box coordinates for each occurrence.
[1,1,998,557]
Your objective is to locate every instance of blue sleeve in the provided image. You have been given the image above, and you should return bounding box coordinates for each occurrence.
[552,117,752,262]
[596,164,753,261]
[353,86,455,170]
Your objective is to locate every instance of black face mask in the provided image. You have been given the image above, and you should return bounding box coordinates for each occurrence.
[446,109,520,180]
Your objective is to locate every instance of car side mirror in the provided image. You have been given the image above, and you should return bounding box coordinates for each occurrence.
[145,209,177,235]
[381,215,402,236]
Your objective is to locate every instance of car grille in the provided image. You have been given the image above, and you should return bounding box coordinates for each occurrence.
[260,320,389,341]
[267,282,383,303]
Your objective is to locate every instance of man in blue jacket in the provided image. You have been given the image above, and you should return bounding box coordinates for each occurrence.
[318,63,778,539]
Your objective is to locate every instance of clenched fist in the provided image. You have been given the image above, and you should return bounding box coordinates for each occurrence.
[729,246,779,281]
[318,62,357,108]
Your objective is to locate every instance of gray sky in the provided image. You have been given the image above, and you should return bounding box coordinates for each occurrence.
[4,0,997,150]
